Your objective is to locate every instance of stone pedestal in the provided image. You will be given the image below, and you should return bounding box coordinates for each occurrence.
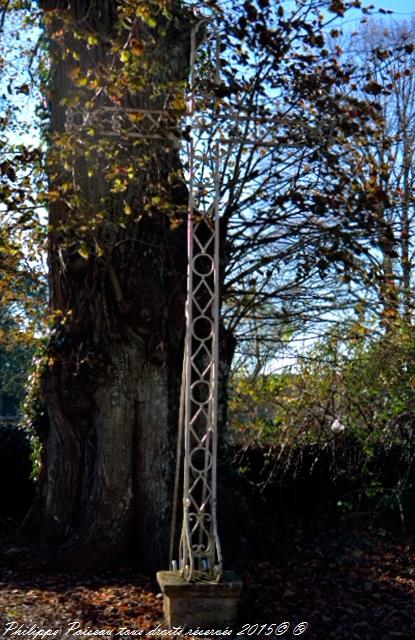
[156,570,242,628]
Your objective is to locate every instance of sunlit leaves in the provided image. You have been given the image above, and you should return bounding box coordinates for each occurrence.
[135,4,157,29]
[170,93,186,112]
[68,65,80,81]
[0,0,409,377]
[87,34,99,47]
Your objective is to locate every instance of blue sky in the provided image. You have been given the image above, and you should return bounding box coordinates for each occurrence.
[332,0,415,34]
[369,0,414,15]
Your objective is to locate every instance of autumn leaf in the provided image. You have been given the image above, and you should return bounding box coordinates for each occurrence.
[68,66,81,80]
[131,40,144,56]
[16,83,30,95]
[128,112,145,123]
[363,80,384,95]
[170,95,186,111]
[87,34,99,46]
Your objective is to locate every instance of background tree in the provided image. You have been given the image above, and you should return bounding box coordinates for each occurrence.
[0,1,46,416]
[343,18,415,328]
[226,14,415,526]
[201,0,392,370]
[0,205,44,419]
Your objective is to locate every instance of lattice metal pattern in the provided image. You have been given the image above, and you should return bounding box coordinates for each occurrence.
[65,106,181,143]
[61,4,252,584]
[58,2,294,584]
[178,13,223,582]
[176,4,328,584]
[62,7,223,583]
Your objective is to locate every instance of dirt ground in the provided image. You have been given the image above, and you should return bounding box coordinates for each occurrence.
[0,520,414,640]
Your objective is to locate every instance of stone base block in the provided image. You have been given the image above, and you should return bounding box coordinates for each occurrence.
[156,570,242,628]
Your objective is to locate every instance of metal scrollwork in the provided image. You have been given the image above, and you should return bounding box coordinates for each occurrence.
[178,12,223,583]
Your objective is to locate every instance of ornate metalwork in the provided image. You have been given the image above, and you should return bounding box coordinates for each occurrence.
[61,6,223,583]
[50,0,322,591]
[65,105,181,144]
[62,4,295,584]
[177,11,223,583]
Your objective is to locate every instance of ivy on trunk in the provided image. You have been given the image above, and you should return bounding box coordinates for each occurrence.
[23,0,192,571]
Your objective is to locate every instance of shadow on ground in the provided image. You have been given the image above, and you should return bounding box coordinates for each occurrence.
[0,520,414,640]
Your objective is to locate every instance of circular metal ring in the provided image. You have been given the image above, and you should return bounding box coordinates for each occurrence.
[190,380,212,405]
[192,315,214,340]
[193,253,214,276]
[190,446,213,472]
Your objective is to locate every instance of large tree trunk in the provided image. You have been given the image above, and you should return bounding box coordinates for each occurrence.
[24,0,191,571]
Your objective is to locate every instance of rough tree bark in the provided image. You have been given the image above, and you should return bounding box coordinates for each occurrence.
[24,0,193,571]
